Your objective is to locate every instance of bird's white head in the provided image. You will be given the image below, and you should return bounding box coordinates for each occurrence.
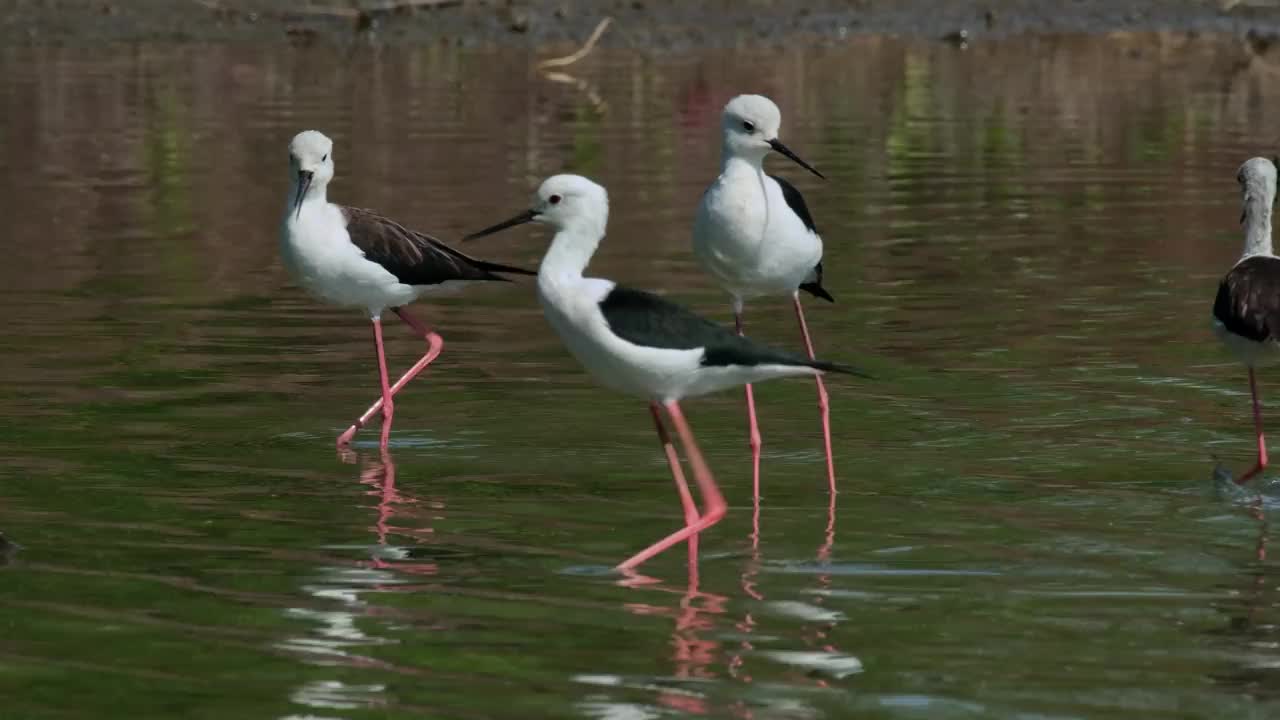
[530,174,609,231]
[1238,156,1278,258]
[719,95,823,179]
[288,130,335,218]
[1238,156,1277,207]
[464,174,609,240]
[722,94,782,156]
[463,174,610,277]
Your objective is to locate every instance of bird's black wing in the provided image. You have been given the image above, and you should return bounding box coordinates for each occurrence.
[598,285,857,373]
[342,206,535,286]
[770,173,817,234]
[1215,255,1280,343]
[771,175,833,302]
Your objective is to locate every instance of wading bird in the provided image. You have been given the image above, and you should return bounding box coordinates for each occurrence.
[466,174,863,569]
[1214,156,1280,484]
[280,130,534,448]
[693,94,841,498]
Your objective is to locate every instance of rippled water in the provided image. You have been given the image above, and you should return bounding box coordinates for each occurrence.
[3,34,1280,719]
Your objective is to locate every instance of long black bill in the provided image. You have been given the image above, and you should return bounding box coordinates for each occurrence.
[768,139,824,180]
[293,171,313,220]
[463,208,539,241]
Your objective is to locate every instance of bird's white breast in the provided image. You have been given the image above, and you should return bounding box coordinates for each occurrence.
[280,202,418,316]
[537,274,707,401]
[693,172,823,300]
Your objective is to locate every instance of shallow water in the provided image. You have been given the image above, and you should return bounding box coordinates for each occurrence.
[2,33,1280,719]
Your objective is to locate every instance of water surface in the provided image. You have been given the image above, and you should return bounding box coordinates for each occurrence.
[2,34,1280,719]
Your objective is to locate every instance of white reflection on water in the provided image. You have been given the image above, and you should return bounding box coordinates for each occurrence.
[276,451,437,715]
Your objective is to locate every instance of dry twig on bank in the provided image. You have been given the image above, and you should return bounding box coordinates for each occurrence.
[536,17,613,70]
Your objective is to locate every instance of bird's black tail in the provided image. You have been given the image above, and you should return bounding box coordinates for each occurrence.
[809,359,873,379]
[799,262,835,302]
[474,259,538,278]
[800,281,835,302]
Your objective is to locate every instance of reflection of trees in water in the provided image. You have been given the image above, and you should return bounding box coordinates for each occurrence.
[3,35,1275,417]
[5,34,1275,296]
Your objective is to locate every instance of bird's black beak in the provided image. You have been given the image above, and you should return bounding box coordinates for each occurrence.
[294,170,314,220]
[463,209,539,241]
[768,138,824,180]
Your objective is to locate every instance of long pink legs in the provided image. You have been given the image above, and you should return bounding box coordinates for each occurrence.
[336,307,445,448]
[793,294,836,494]
[1240,367,1269,484]
[734,304,763,503]
[651,402,698,527]
[617,401,727,571]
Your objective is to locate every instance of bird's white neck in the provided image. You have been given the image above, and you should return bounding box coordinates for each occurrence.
[540,220,605,281]
[1242,195,1274,259]
[720,147,766,177]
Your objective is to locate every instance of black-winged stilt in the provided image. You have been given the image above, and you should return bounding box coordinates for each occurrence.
[1214,156,1280,484]
[280,130,534,448]
[464,174,863,569]
[692,94,839,500]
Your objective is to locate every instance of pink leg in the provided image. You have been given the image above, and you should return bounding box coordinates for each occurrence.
[651,402,698,526]
[793,294,836,494]
[337,307,445,447]
[363,317,396,448]
[735,306,762,504]
[617,401,728,570]
[1240,368,1269,484]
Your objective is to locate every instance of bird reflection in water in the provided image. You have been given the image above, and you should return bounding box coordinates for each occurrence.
[617,537,729,716]
[1233,501,1270,630]
[730,488,843,690]
[339,447,443,583]
[277,450,446,715]
[1207,503,1278,697]
[607,487,845,716]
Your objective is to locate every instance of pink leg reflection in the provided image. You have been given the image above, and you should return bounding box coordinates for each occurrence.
[618,543,728,714]
[350,449,440,579]
[819,487,836,565]
[730,489,840,687]
[728,532,763,685]
[792,293,835,494]
[1254,499,1268,564]
[337,307,445,448]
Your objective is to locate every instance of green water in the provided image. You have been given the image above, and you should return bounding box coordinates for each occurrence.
[2,35,1279,719]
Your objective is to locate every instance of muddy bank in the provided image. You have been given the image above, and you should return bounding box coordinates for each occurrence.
[7,0,1280,48]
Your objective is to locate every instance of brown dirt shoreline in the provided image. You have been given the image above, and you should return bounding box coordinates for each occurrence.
[7,0,1280,48]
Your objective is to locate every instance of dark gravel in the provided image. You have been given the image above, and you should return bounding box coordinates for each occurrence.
[6,0,1280,47]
